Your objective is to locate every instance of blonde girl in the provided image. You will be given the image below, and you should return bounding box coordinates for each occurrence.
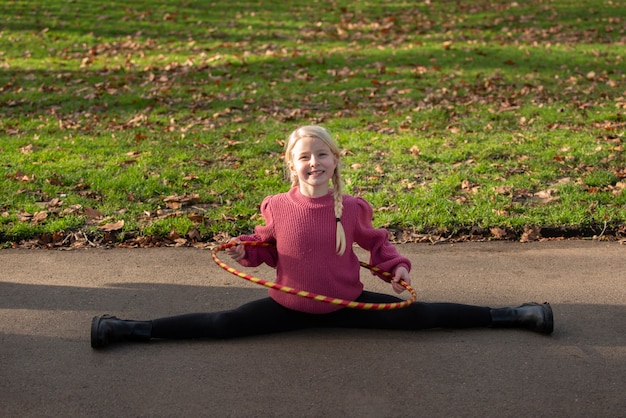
[91,126,553,348]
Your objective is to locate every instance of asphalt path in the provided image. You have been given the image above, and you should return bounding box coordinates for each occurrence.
[1,241,625,417]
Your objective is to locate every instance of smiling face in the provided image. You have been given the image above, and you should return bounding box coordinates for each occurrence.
[288,135,338,197]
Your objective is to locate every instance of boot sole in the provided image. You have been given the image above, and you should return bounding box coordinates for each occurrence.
[91,314,115,349]
[541,302,554,334]
[514,302,555,335]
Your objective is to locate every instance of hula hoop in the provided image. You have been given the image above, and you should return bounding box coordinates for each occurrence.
[211,241,416,310]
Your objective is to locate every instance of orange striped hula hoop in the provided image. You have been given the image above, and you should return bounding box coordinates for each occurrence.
[211,241,416,310]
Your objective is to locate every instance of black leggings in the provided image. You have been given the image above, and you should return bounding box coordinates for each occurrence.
[151,291,492,339]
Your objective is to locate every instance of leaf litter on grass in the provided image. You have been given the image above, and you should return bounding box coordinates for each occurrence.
[0,0,625,247]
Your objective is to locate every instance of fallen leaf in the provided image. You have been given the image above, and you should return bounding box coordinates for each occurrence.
[188,229,202,241]
[534,189,559,203]
[520,226,541,242]
[18,211,32,222]
[46,198,63,208]
[461,179,480,193]
[19,144,36,154]
[163,193,201,209]
[85,207,104,219]
[46,176,63,186]
[119,159,138,168]
[63,204,83,215]
[490,227,508,239]
[98,220,124,231]
[494,185,513,195]
[32,211,48,224]
[188,213,204,222]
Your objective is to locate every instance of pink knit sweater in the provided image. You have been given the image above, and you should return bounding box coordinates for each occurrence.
[237,187,411,314]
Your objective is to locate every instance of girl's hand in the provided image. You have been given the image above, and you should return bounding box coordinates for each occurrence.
[225,239,245,262]
[391,266,411,294]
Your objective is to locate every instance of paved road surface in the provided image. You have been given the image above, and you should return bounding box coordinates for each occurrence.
[1,241,625,417]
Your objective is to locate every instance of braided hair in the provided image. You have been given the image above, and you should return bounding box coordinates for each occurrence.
[285,125,346,256]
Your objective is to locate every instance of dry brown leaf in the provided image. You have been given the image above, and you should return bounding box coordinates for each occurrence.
[46,176,63,186]
[126,113,147,127]
[610,181,625,195]
[18,211,32,222]
[187,229,202,241]
[520,226,541,242]
[462,179,480,193]
[163,193,201,209]
[224,140,243,148]
[490,227,508,239]
[11,170,35,182]
[98,220,124,231]
[32,211,48,224]
[165,200,182,209]
[85,207,104,219]
[534,189,559,204]
[63,204,83,215]
[119,159,138,168]
[494,185,513,195]
[188,213,204,222]
[19,144,36,154]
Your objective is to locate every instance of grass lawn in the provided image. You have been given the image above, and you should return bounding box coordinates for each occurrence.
[0,0,624,248]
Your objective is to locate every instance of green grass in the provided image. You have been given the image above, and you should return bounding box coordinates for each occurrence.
[1,0,625,246]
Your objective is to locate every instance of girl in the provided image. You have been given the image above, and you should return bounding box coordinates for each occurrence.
[91,125,553,348]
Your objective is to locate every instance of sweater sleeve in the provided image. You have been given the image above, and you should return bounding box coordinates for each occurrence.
[352,197,411,280]
[236,196,278,268]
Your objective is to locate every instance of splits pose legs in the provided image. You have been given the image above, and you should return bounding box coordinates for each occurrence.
[91,291,553,348]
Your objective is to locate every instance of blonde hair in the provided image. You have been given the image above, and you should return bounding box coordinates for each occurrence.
[285,125,346,256]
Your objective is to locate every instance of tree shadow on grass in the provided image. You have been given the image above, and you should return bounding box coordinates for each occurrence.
[0,41,614,128]
[1,0,620,42]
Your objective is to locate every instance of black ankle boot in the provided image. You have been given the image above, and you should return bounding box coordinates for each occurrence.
[490,302,554,334]
[91,315,152,349]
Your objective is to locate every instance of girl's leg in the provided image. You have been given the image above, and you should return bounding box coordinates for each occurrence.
[324,291,553,333]
[151,297,317,339]
[324,291,492,330]
[92,297,319,348]
[92,293,553,348]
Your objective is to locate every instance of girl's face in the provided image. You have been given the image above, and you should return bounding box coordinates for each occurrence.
[289,136,337,197]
